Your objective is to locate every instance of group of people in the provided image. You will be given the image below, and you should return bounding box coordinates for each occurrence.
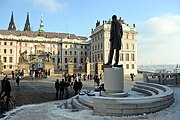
[55,78,83,99]
[12,69,24,80]
[0,75,12,108]
[30,68,51,80]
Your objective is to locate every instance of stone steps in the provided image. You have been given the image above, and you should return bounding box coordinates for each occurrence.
[93,82,174,116]
[72,96,92,110]
[131,87,156,96]
[133,84,162,95]
[78,96,93,109]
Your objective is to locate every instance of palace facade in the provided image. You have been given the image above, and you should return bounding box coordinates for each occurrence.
[0,12,137,75]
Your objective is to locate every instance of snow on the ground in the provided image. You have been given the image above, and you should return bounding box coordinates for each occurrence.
[2,86,180,120]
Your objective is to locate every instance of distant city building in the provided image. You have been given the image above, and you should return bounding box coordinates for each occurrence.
[0,13,137,75]
[174,64,180,73]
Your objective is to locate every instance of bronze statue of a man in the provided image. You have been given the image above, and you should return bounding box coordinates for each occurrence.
[105,15,123,66]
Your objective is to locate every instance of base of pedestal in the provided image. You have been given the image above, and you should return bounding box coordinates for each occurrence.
[101,91,128,97]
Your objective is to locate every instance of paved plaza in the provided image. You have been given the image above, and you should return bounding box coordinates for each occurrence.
[0,74,143,116]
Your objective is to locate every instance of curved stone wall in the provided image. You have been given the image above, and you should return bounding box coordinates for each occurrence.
[93,82,174,116]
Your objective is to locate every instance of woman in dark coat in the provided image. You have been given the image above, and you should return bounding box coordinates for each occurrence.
[59,79,65,99]
[55,79,59,99]
[16,75,20,86]
[73,80,79,95]
[1,78,11,107]
[78,79,83,93]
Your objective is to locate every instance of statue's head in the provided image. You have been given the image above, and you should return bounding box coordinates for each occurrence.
[112,15,117,21]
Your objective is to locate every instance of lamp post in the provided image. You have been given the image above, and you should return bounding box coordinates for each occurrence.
[57,39,62,70]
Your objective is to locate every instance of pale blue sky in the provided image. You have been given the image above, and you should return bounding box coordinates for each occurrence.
[0,0,180,65]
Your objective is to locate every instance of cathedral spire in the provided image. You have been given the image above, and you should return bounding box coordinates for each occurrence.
[38,14,44,32]
[8,12,16,30]
[24,12,31,31]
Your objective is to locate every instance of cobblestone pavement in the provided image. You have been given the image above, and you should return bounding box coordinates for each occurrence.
[0,74,143,115]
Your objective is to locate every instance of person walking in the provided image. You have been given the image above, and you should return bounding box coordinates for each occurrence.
[16,75,20,86]
[96,75,100,86]
[55,79,60,99]
[105,15,123,66]
[59,79,65,99]
[130,73,135,81]
[0,78,11,108]
[0,76,7,97]
[73,80,79,95]
[78,79,83,93]
[11,71,15,79]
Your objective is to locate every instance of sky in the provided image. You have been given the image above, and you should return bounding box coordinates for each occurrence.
[0,0,180,65]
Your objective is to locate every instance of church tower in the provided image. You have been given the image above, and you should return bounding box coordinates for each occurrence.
[8,12,16,30]
[38,14,44,32]
[24,12,31,31]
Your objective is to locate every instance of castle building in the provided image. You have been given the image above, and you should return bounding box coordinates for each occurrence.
[0,13,137,75]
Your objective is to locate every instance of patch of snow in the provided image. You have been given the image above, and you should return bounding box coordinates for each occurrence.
[2,87,180,120]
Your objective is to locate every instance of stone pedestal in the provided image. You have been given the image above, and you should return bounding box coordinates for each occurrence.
[103,65,124,93]
[68,62,74,75]
[44,63,54,76]
[95,61,103,74]
[85,62,90,75]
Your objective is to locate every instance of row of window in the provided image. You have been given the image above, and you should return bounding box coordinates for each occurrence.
[92,33,135,42]
[64,44,87,49]
[92,33,103,42]
[3,65,13,69]
[3,57,13,63]
[1,49,13,54]
[0,41,29,47]
[91,43,135,52]
[91,53,135,62]
[92,53,103,62]
[125,34,135,40]
[124,43,134,50]
[0,42,14,46]
[64,51,87,56]
[107,43,135,50]
[120,53,135,61]
[126,64,135,69]
[92,43,103,51]
[0,42,88,49]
